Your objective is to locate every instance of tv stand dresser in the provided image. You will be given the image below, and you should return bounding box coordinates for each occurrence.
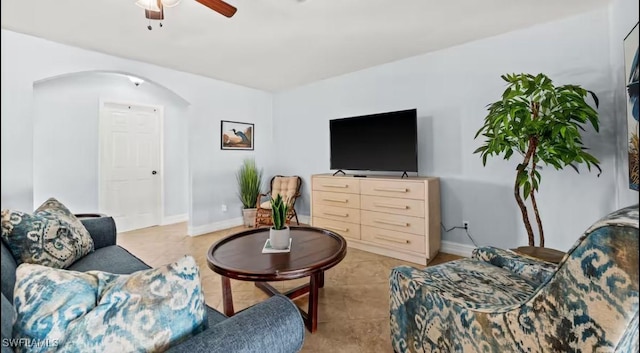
[310,174,441,265]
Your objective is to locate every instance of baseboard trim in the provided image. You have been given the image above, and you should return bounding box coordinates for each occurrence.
[161,213,188,226]
[440,240,475,258]
[187,217,244,237]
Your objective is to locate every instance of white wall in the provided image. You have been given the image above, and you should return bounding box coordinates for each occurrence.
[2,5,633,243]
[186,80,274,233]
[609,0,640,208]
[33,73,189,217]
[1,33,36,211]
[273,8,618,251]
[1,29,273,233]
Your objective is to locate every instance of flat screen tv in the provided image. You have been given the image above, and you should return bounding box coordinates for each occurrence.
[330,109,418,172]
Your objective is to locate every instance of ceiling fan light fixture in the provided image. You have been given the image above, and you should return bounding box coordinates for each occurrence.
[134,0,235,30]
[161,0,182,8]
[135,0,161,12]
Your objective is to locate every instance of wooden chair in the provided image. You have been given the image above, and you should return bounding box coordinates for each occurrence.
[254,175,302,228]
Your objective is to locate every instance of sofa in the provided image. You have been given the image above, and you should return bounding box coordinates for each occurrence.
[1,216,305,353]
[390,205,639,353]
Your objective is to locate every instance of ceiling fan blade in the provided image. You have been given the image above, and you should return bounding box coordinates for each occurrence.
[196,0,237,18]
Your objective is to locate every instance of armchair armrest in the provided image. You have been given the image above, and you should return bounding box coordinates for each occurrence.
[256,193,271,210]
[79,216,117,250]
[166,295,305,353]
[471,246,557,286]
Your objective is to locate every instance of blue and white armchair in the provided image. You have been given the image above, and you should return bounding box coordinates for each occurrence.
[390,205,639,353]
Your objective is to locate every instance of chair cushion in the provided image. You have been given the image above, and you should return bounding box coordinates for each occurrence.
[67,245,150,273]
[393,259,539,311]
[1,198,94,269]
[272,177,299,202]
[471,246,557,286]
[13,256,207,353]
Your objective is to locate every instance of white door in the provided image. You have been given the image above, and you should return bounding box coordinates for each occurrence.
[99,102,162,232]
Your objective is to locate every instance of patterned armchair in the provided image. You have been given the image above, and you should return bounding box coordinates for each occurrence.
[255,175,302,228]
[390,205,639,353]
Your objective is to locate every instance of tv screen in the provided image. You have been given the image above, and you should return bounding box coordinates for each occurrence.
[330,109,418,172]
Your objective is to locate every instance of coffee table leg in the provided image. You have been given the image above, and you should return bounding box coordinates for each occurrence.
[319,271,325,288]
[307,272,321,333]
[221,276,234,316]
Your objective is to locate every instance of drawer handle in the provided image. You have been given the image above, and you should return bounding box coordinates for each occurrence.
[323,184,349,188]
[374,219,409,227]
[375,235,410,244]
[322,197,348,203]
[373,187,408,193]
[324,212,349,218]
[373,202,408,210]
[325,226,348,232]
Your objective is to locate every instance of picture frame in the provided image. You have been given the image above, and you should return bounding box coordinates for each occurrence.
[221,120,254,151]
[623,22,639,191]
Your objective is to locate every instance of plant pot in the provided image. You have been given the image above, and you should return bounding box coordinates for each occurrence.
[242,208,257,227]
[269,226,290,250]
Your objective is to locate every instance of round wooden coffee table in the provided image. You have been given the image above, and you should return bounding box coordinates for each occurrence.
[207,226,347,333]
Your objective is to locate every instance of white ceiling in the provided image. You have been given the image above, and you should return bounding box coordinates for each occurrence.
[2,0,607,91]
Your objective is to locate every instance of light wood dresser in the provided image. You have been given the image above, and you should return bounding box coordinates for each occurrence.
[310,174,441,265]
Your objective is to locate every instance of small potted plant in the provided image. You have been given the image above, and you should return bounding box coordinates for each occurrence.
[236,158,262,227]
[269,194,290,250]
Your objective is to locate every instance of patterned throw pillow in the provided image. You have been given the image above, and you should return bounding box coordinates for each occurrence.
[12,256,207,353]
[1,198,94,268]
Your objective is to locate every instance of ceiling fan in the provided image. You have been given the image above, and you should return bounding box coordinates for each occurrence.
[136,0,237,29]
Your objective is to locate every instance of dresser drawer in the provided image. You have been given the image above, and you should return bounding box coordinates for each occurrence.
[361,210,425,235]
[313,191,360,209]
[360,180,424,200]
[361,226,425,253]
[312,204,361,224]
[361,195,424,217]
[312,176,360,194]
[313,217,360,240]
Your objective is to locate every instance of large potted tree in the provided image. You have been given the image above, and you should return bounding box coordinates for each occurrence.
[236,158,263,227]
[474,73,601,251]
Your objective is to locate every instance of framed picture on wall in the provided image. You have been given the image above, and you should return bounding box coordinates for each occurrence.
[221,120,254,150]
[624,22,639,191]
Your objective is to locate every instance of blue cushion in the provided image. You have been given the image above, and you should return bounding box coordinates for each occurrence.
[67,245,149,273]
[206,306,227,326]
[13,256,207,352]
[1,198,94,269]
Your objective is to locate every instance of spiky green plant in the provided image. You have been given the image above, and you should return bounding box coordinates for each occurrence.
[270,194,289,230]
[474,73,601,247]
[236,159,262,209]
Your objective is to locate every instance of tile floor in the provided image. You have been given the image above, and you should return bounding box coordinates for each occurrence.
[118,223,461,352]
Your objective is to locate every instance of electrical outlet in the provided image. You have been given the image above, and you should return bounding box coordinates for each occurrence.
[221,204,228,212]
[463,221,469,229]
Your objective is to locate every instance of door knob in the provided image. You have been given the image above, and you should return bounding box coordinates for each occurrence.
[152,171,157,175]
